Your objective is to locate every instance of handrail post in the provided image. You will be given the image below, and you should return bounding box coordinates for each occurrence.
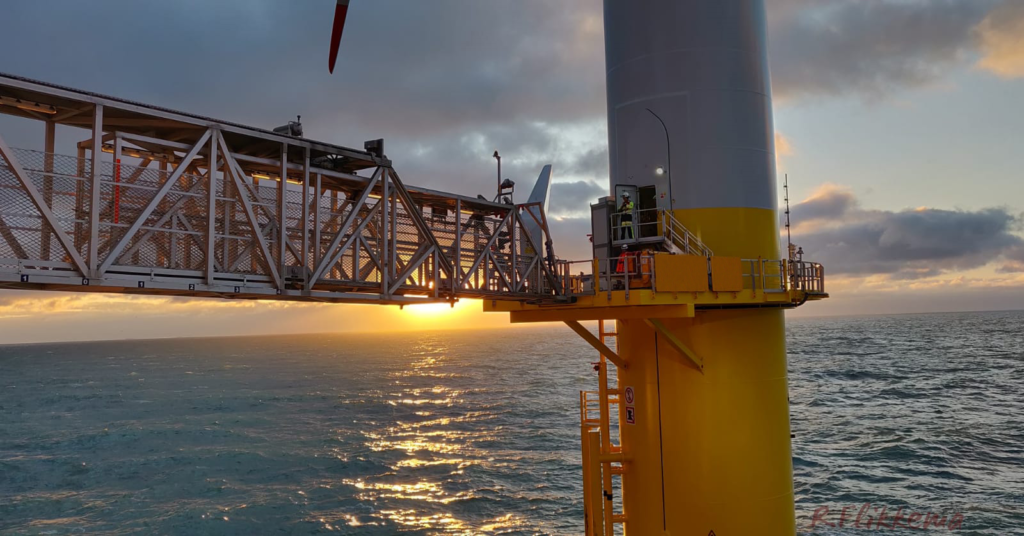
[624,253,630,300]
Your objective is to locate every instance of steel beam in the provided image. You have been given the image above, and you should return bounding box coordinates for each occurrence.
[0,133,89,275]
[314,202,382,286]
[88,104,103,274]
[0,215,28,259]
[98,129,211,275]
[309,168,381,284]
[644,318,704,372]
[113,178,206,265]
[301,147,310,274]
[461,211,511,288]
[388,168,454,278]
[41,120,54,260]
[206,131,218,285]
[389,242,433,295]
[217,132,282,288]
[565,320,627,369]
[312,173,322,270]
[489,250,513,292]
[278,143,288,273]
[0,75,378,166]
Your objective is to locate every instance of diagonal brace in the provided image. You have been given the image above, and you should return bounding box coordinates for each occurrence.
[387,168,455,278]
[389,242,433,295]
[314,202,382,284]
[99,129,211,275]
[0,215,29,259]
[644,318,704,373]
[113,177,207,264]
[564,320,627,369]
[309,168,382,283]
[461,210,511,285]
[0,133,89,275]
[218,132,282,288]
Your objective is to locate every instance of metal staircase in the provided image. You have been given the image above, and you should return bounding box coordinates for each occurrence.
[660,209,712,257]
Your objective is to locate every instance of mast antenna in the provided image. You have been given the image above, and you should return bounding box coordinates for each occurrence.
[784,174,792,259]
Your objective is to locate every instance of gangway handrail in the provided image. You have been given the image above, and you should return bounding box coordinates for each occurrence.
[661,210,713,257]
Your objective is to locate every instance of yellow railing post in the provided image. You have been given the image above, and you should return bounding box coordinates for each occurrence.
[581,391,594,536]
[587,430,604,536]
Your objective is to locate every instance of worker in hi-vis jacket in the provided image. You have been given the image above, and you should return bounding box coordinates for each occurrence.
[618,192,634,240]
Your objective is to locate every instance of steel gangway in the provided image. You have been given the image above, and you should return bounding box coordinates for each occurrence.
[0,73,570,306]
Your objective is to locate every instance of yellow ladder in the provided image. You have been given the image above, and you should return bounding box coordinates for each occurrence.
[580,319,626,535]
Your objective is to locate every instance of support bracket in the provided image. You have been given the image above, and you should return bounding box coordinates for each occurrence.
[564,320,627,369]
[644,318,704,373]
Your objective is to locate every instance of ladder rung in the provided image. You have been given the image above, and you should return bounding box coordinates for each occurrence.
[612,514,627,523]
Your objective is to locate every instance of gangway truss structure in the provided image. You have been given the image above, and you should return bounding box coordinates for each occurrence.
[0,73,565,306]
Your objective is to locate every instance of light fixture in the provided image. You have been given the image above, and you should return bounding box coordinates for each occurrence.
[100,144,146,159]
[0,95,57,115]
[654,166,666,176]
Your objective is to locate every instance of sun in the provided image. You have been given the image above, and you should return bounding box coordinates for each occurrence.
[401,299,475,320]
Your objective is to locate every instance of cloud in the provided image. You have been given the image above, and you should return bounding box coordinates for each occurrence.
[1,0,1019,201]
[767,0,998,101]
[0,293,309,320]
[790,184,856,223]
[548,216,594,262]
[975,2,1024,78]
[791,186,1024,279]
[775,132,794,157]
[997,245,1024,273]
[550,180,606,217]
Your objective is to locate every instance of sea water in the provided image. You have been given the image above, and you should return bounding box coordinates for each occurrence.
[1,311,1021,534]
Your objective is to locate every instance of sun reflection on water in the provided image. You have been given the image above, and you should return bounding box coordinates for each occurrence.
[331,337,538,533]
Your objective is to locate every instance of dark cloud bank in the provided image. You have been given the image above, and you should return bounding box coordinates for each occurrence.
[792,187,1024,279]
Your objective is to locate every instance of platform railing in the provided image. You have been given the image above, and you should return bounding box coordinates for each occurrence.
[609,208,659,245]
[609,208,713,257]
[743,259,787,293]
[558,254,827,299]
[789,260,826,293]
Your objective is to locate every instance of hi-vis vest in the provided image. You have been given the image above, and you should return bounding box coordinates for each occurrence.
[620,201,634,224]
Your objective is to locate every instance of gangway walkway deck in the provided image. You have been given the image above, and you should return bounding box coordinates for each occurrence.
[0,73,564,305]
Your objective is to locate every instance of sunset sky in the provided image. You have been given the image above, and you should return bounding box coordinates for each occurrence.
[1,0,1023,343]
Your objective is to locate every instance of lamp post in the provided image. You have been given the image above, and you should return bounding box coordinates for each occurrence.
[646,108,673,211]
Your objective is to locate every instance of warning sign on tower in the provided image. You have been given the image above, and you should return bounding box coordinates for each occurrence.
[625,406,636,425]
[624,386,635,405]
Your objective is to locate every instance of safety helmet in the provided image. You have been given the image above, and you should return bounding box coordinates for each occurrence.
[622,192,630,198]
[622,244,629,250]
